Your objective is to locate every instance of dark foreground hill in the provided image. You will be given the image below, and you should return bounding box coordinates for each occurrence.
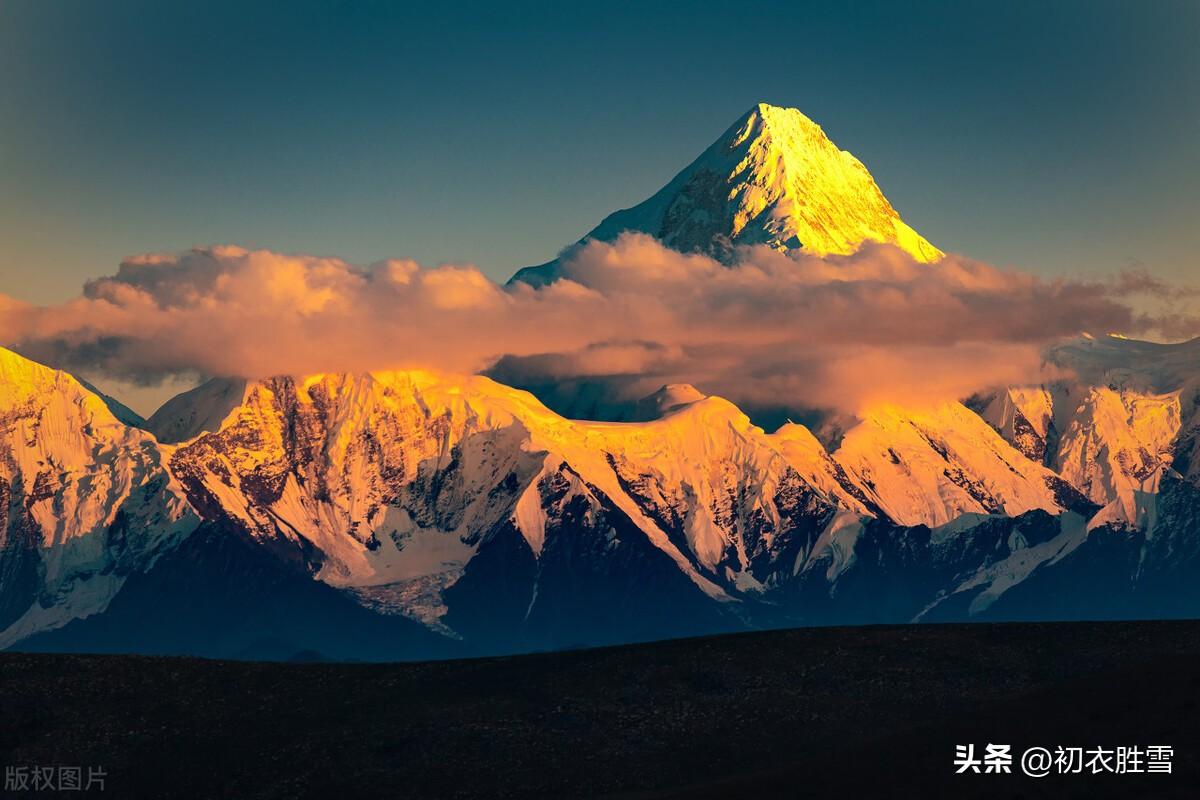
[2,620,1199,799]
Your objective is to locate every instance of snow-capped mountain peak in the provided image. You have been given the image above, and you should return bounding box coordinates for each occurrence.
[0,347,197,648]
[510,102,942,286]
[145,377,248,444]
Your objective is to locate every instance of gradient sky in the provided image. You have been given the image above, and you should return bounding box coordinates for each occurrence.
[1,0,1197,308]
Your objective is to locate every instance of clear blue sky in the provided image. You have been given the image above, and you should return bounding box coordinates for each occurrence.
[1,0,1197,304]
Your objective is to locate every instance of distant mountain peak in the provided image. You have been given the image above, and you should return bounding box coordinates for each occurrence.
[632,383,707,420]
[145,377,247,444]
[511,103,942,286]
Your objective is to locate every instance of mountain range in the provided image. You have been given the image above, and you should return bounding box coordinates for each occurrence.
[2,104,1198,660]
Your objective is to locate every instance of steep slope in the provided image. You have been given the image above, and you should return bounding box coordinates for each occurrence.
[958,472,1200,623]
[973,386,1057,464]
[510,102,941,287]
[1055,387,1181,517]
[0,348,197,648]
[576,397,843,594]
[832,402,1090,528]
[145,377,247,444]
[769,422,874,514]
[76,378,147,428]
[18,520,459,661]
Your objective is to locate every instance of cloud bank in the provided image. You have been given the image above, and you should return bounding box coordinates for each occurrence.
[1,236,1194,414]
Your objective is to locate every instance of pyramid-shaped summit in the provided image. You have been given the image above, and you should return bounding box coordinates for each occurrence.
[511,103,942,286]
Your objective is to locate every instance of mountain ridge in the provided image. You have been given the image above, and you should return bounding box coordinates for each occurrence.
[5,333,1200,658]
